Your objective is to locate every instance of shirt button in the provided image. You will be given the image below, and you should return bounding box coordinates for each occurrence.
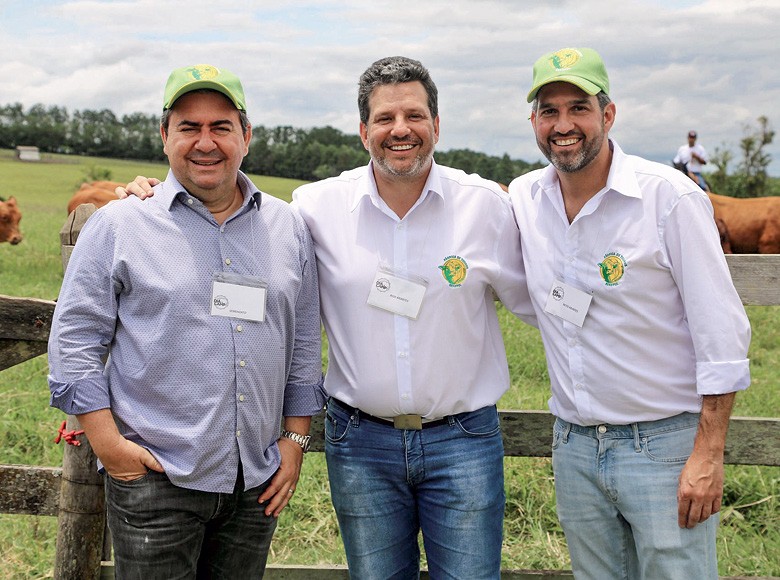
[239,360,246,367]
[225,258,232,266]
[598,425,607,434]
[236,430,241,437]
[568,338,577,347]
[401,394,409,400]
[398,351,407,358]
[239,394,245,402]
[576,383,584,390]
[187,198,193,205]
[236,325,243,332]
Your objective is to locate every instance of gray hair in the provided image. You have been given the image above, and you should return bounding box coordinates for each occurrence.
[160,89,250,136]
[358,56,438,124]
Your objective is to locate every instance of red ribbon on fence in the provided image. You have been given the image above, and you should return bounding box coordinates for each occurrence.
[53,420,85,446]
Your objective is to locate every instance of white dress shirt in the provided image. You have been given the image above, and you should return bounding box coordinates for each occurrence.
[673,143,708,173]
[508,141,750,426]
[293,161,535,419]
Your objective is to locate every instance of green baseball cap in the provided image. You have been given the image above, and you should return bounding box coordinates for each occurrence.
[526,47,609,103]
[163,64,246,110]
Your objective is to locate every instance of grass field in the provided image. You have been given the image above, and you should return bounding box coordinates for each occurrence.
[0,149,778,578]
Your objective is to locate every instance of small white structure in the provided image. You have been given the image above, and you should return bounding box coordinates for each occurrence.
[15,146,40,162]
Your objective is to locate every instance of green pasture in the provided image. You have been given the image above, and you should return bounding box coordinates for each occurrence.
[0,149,777,578]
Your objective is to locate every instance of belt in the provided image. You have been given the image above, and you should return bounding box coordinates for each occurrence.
[330,398,450,430]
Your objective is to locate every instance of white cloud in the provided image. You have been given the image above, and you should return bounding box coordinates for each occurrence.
[0,0,778,174]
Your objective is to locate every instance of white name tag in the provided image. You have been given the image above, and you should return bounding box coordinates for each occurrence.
[211,280,267,322]
[544,279,592,327]
[367,268,427,319]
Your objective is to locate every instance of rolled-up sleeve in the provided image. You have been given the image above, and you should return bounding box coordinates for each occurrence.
[664,192,751,395]
[282,209,325,417]
[47,211,118,415]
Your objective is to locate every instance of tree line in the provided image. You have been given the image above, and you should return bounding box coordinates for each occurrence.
[2,103,773,195]
[0,103,542,185]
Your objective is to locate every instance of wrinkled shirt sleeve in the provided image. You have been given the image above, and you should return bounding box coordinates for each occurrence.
[48,210,118,415]
[282,208,325,417]
[663,192,751,395]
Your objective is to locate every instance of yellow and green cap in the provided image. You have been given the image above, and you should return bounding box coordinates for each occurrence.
[163,64,246,110]
[527,48,609,103]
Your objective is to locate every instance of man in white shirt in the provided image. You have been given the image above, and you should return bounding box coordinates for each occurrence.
[293,56,535,579]
[508,47,750,580]
[673,130,710,191]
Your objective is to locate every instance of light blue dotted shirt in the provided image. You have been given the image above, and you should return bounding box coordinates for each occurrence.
[48,170,324,493]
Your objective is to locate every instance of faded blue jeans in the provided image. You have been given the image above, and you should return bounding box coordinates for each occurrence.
[552,413,719,580]
[105,467,277,579]
[324,398,505,580]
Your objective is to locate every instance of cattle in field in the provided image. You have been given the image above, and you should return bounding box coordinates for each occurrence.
[0,196,23,245]
[66,181,125,215]
[708,192,780,254]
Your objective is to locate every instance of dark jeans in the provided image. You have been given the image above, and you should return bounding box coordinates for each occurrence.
[105,468,277,580]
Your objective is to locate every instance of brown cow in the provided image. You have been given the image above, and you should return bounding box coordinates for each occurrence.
[0,196,23,245]
[66,181,125,215]
[708,192,780,254]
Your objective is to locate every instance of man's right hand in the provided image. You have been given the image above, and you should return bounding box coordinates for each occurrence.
[77,409,165,481]
[99,437,166,481]
[115,176,161,200]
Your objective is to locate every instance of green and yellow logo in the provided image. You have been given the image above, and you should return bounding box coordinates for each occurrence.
[187,65,220,81]
[550,48,582,71]
[598,252,627,286]
[439,256,468,287]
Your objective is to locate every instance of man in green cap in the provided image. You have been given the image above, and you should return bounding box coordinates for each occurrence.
[48,64,324,578]
[507,47,751,579]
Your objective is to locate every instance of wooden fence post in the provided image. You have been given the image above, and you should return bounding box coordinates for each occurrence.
[54,204,106,580]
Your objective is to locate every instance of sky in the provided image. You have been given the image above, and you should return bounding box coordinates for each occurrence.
[1,0,779,176]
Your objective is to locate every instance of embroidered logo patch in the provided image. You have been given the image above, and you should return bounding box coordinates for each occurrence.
[598,252,627,286]
[549,48,582,71]
[186,64,220,81]
[439,256,468,287]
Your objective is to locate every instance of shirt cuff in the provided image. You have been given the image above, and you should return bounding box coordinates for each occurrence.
[696,360,751,395]
[282,376,326,417]
[48,376,111,415]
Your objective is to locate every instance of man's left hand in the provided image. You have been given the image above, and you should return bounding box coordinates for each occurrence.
[258,437,305,517]
[677,449,724,528]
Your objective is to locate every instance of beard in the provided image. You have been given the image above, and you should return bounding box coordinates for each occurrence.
[370,138,434,180]
[538,127,605,174]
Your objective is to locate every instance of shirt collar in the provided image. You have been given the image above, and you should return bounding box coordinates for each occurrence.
[348,159,445,214]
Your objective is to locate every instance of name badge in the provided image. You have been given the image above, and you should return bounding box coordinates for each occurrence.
[544,279,592,327]
[211,273,267,322]
[367,267,427,319]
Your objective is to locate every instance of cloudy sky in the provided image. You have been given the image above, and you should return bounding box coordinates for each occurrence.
[1,0,779,175]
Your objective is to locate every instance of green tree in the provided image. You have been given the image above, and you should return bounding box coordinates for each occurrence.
[707,116,774,198]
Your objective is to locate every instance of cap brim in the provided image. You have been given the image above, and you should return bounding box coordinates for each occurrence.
[165,81,244,110]
[527,76,602,103]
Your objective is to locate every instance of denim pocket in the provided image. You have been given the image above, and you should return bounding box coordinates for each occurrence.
[324,410,351,443]
[552,420,564,451]
[106,469,154,487]
[453,406,501,437]
[642,423,696,463]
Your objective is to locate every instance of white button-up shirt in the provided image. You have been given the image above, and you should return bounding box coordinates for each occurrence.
[508,141,750,426]
[293,161,535,419]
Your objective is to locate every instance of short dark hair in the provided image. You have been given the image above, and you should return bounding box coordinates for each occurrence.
[160,89,250,136]
[358,56,438,125]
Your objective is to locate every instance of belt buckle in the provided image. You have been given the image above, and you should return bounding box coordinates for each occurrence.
[393,414,423,430]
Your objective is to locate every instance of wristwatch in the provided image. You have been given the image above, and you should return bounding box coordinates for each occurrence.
[281,430,311,453]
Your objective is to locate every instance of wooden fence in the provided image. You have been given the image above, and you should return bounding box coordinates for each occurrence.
[0,205,778,579]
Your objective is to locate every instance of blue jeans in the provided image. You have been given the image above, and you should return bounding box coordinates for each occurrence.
[105,467,277,579]
[325,398,505,579]
[552,414,719,580]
